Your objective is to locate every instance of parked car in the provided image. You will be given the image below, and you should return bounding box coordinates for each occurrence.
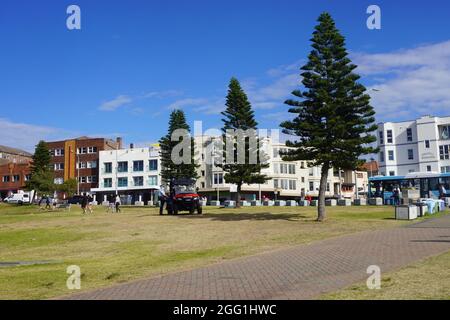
[166,178,202,215]
[67,195,84,204]
[4,191,34,205]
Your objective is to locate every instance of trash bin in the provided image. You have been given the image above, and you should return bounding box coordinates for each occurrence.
[395,205,418,220]
[415,203,428,217]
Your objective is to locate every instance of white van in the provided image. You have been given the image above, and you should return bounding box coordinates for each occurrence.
[4,191,35,205]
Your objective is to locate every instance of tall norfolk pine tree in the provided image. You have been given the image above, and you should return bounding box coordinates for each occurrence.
[159,109,199,188]
[280,13,378,221]
[26,140,54,198]
[217,78,270,207]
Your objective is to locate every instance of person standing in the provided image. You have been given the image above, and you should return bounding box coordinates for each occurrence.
[107,194,115,213]
[158,185,167,215]
[115,194,121,213]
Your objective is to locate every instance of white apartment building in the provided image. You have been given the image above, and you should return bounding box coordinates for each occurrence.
[377,115,450,176]
[194,135,367,201]
[91,145,161,205]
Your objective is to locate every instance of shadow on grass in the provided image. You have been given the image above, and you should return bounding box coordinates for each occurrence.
[168,211,309,222]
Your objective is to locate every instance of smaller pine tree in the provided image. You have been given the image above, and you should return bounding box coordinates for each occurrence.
[26,140,54,197]
[217,78,270,207]
[159,110,199,189]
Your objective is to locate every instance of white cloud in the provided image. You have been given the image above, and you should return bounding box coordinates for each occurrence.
[99,95,132,111]
[0,118,66,152]
[352,40,450,120]
[167,98,209,110]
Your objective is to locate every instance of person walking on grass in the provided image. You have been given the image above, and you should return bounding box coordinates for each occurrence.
[158,185,167,215]
[45,196,51,210]
[86,194,93,214]
[107,194,115,213]
[81,193,89,214]
[115,194,121,213]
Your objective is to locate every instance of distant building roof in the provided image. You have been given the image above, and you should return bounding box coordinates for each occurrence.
[360,160,379,172]
[0,145,32,157]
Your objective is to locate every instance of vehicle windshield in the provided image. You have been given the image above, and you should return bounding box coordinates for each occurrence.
[174,185,196,194]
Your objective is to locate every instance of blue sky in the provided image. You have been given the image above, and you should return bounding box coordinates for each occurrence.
[1,0,450,151]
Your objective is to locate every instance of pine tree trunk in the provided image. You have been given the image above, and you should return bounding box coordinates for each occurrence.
[317,164,330,222]
[235,184,242,208]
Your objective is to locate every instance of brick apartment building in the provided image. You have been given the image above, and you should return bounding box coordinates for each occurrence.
[46,136,122,194]
[0,145,32,164]
[0,145,33,199]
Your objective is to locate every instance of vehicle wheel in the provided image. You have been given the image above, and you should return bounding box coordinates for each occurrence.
[197,206,203,214]
[18,201,23,206]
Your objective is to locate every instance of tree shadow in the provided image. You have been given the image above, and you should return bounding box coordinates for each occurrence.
[169,211,309,222]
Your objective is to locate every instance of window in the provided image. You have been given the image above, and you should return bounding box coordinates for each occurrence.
[387,130,393,143]
[439,145,450,160]
[425,140,430,149]
[87,161,97,169]
[279,164,288,174]
[441,166,450,173]
[54,178,64,184]
[118,177,128,187]
[149,159,158,171]
[133,176,144,186]
[379,151,384,163]
[300,162,305,169]
[409,169,415,173]
[133,160,144,172]
[273,179,279,189]
[213,173,223,185]
[86,176,97,183]
[148,175,157,186]
[104,162,112,173]
[406,128,413,142]
[54,163,64,171]
[87,146,97,154]
[288,164,296,175]
[389,171,396,176]
[25,174,31,181]
[309,181,314,191]
[427,165,432,172]
[379,131,384,144]
[407,149,414,160]
[77,162,86,169]
[12,175,20,182]
[273,163,279,174]
[77,147,87,154]
[301,177,305,183]
[201,170,205,177]
[289,180,297,190]
[388,150,394,161]
[78,176,87,183]
[103,178,112,188]
[280,179,288,190]
[118,161,128,173]
[201,182,205,188]
[326,183,330,192]
[54,149,64,156]
[309,168,314,176]
[440,125,450,140]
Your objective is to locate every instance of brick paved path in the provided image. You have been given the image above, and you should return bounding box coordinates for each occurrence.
[64,214,450,300]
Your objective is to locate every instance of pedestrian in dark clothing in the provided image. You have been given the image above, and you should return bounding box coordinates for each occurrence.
[45,197,51,210]
[81,193,88,214]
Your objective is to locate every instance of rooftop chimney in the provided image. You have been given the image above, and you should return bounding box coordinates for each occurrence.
[116,137,123,149]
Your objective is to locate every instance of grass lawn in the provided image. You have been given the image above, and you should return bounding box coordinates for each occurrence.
[321,250,450,300]
[0,203,439,299]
